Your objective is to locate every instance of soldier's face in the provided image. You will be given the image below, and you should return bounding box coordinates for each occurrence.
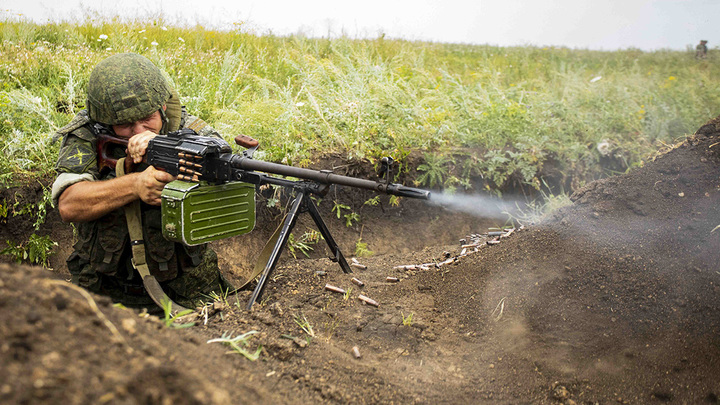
[112,110,163,139]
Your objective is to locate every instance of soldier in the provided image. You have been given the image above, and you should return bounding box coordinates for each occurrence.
[52,53,233,310]
[696,40,708,59]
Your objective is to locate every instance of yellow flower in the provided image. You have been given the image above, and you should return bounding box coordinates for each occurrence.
[668,76,676,81]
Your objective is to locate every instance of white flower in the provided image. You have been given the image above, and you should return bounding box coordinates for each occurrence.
[590,76,602,83]
[295,102,305,107]
[99,34,108,40]
[596,140,611,156]
[161,26,168,31]
[151,41,158,46]
[139,29,146,33]
[106,47,112,51]
[178,37,185,43]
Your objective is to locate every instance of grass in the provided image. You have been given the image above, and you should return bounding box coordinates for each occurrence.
[161,297,196,329]
[206,330,262,361]
[294,314,316,343]
[401,311,414,326]
[1,18,718,194]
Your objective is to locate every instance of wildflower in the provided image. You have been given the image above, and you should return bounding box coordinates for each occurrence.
[668,76,676,81]
[162,26,168,31]
[139,29,146,33]
[597,140,611,156]
[106,47,112,51]
[151,41,158,46]
[296,102,305,107]
[178,37,185,43]
[590,76,602,83]
[99,34,108,40]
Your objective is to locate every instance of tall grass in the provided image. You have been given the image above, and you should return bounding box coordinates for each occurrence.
[1,18,718,192]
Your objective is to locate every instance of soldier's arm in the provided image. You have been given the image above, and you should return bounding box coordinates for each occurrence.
[58,166,175,222]
[54,132,176,223]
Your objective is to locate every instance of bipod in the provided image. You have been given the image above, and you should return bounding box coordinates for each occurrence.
[247,185,352,309]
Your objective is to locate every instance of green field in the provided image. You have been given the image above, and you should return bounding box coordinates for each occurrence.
[1,19,719,193]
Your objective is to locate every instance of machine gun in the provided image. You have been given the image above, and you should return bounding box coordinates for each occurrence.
[97,128,430,309]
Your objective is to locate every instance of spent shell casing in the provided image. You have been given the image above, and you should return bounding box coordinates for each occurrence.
[386,276,399,283]
[487,240,501,245]
[324,284,345,294]
[351,257,360,264]
[352,346,361,359]
[350,263,367,270]
[358,294,379,307]
[487,231,505,237]
[351,277,365,287]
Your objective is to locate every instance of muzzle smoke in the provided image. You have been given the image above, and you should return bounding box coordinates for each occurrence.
[428,192,521,220]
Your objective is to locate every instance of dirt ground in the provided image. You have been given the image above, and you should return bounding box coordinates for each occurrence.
[2,116,720,404]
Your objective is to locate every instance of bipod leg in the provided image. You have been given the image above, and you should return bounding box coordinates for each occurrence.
[306,197,352,274]
[247,191,305,310]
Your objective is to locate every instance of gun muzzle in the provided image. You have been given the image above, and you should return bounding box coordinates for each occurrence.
[386,184,431,200]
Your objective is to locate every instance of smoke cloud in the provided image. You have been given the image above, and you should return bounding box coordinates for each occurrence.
[428,192,521,220]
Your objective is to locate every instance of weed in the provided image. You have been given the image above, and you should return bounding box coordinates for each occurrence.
[343,211,360,227]
[1,233,57,267]
[160,297,196,329]
[343,286,353,301]
[507,187,572,226]
[204,286,231,307]
[401,311,414,326]
[288,230,322,258]
[323,317,341,343]
[294,314,315,344]
[417,153,453,188]
[207,331,262,361]
[331,201,350,218]
[354,238,374,257]
[364,196,380,206]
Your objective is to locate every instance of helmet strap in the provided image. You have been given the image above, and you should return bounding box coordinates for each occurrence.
[158,107,169,134]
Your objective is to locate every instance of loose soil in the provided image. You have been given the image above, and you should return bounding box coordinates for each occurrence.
[2,116,720,404]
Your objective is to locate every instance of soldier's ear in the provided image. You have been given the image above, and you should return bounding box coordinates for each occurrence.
[162,105,167,111]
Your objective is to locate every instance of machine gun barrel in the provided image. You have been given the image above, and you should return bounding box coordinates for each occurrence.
[228,156,431,199]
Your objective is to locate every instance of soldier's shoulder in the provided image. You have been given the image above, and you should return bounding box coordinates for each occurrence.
[181,113,221,138]
[53,110,95,142]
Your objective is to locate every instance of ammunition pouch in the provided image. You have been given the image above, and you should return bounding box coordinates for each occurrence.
[161,180,256,246]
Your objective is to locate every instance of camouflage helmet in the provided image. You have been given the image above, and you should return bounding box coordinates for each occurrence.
[86,53,171,125]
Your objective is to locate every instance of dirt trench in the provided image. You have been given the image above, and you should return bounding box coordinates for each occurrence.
[2,116,720,404]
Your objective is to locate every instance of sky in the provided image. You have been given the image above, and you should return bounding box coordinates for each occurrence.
[2,0,717,51]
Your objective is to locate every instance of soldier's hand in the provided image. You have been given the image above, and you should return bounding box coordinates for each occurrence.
[127,131,157,164]
[135,166,176,205]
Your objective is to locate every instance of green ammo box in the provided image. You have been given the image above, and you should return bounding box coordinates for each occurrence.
[161,180,256,246]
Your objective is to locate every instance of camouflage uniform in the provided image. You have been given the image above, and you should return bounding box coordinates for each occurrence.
[696,40,708,59]
[52,54,232,309]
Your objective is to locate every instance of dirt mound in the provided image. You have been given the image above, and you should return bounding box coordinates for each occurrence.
[0,263,286,404]
[2,117,720,404]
